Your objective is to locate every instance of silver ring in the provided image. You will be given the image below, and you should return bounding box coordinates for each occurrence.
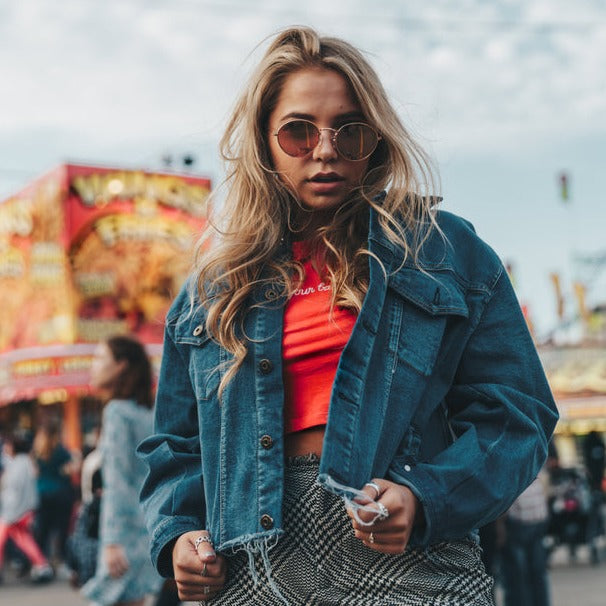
[364,481,381,500]
[201,563,207,576]
[369,532,375,543]
[194,535,212,550]
[376,501,389,521]
[204,585,211,595]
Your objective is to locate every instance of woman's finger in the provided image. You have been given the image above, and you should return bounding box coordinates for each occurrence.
[173,530,215,574]
[354,528,406,545]
[173,533,227,601]
[176,557,226,585]
[176,578,224,601]
[193,531,217,564]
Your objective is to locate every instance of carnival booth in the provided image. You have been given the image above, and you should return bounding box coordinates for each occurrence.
[0,164,210,449]
[540,345,606,466]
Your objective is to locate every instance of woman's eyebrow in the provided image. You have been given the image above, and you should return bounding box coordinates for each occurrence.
[279,111,315,121]
[334,111,366,123]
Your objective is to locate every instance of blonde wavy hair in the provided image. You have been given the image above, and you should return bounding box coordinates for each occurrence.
[194,26,439,392]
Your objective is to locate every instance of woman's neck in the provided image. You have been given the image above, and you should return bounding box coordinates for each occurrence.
[289,207,338,241]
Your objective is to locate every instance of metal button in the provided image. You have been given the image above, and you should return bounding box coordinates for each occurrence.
[260,514,274,530]
[259,359,273,374]
[260,435,273,450]
[265,289,277,301]
[404,464,411,472]
[193,325,204,336]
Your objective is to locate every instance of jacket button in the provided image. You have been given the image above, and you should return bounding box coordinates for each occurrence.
[259,359,273,374]
[265,289,277,301]
[193,325,204,336]
[404,464,411,472]
[260,514,274,530]
[260,435,273,449]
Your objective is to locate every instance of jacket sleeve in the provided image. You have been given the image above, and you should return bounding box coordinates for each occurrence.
[137,323,205,577]
[390,268,559,545]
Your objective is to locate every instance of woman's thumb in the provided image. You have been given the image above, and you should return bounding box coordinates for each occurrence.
[193,533,216,562]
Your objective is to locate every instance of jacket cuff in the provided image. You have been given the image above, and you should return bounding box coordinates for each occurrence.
[387,468,435,546]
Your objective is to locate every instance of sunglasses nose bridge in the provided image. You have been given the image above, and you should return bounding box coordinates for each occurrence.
[316,127,339,153]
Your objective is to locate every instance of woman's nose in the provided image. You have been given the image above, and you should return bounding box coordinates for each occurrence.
[312,129,338,161]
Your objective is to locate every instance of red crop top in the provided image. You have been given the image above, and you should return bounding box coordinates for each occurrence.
[282,242,357,434]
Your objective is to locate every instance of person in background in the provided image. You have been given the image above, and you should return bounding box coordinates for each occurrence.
[138,26,558,605]
[33,419,78,575]
[582,430,605,563]
[0,430,54,584]
[66,447,102,588]
[501,474,551,606]
[478,519,500,594]
[80,426,102,506]
[81,334,162,606]
[582,430,605,492]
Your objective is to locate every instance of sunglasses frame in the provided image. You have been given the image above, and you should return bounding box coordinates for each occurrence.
[273,119,381,161]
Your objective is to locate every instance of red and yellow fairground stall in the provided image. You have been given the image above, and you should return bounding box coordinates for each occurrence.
[539,345,606,466]
[0,164,210,450]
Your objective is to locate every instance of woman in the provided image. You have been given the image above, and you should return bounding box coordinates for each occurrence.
[82,335,162,606]
[0,431,54,584]
[33,419,77,571]
[138,27,558,605]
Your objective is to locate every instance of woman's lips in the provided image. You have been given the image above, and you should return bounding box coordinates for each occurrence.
[307,172,345,193]
[309,172,344,182]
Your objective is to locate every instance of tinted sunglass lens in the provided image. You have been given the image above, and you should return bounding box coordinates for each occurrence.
[278,121,319,156]
[337,124,378,160]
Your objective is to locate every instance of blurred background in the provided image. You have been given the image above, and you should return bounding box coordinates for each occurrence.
[0,3,605,601]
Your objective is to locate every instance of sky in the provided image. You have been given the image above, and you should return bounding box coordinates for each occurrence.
[1,0,605,339]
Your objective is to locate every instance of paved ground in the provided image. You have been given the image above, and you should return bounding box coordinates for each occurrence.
[1,545,604,606]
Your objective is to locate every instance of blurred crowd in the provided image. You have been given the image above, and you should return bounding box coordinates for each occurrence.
[480,431,606,606]
[1,415,604,606]
[0,421,76,585]
[0,335,180,606]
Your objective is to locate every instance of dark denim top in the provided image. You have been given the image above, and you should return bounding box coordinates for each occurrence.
[138,207,558,577]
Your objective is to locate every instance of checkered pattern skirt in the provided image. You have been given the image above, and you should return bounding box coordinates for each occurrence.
[209,455,494,605]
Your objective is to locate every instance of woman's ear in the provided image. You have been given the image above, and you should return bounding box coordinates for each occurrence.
[116,359,129,374]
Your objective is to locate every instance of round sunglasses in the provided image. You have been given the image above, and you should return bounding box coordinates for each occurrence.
[273,119,381,161]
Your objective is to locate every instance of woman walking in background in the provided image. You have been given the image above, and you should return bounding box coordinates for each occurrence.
[82,335,161,606]
[0,430,54,584]
[33,419,78,574]
[138,26,558,605]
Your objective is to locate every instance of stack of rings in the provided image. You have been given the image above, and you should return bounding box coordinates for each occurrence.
[195,535,213,601]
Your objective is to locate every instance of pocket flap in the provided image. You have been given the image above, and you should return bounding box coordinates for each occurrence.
[389,267,469,318]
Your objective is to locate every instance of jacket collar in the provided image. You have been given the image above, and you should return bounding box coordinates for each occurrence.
[367,197,469,318]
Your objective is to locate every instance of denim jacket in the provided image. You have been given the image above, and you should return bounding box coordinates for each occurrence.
[138,207,558,577]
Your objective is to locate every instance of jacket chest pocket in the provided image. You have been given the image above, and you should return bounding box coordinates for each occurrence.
[173,314,222,402]
[390,296,448,377]
[388,267,469,378]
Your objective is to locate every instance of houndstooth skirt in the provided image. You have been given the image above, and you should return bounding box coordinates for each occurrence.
[208,455,494,606]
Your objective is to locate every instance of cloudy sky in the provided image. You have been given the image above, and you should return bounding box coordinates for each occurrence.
[1,0,605,338]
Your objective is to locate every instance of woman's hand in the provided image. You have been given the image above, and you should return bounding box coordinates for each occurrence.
[172,530,226,602]
[104,544,129,578]
[347,479,420,554]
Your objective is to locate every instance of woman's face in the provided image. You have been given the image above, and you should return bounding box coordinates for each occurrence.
[267,67,370,216]
[90,342,126,391]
